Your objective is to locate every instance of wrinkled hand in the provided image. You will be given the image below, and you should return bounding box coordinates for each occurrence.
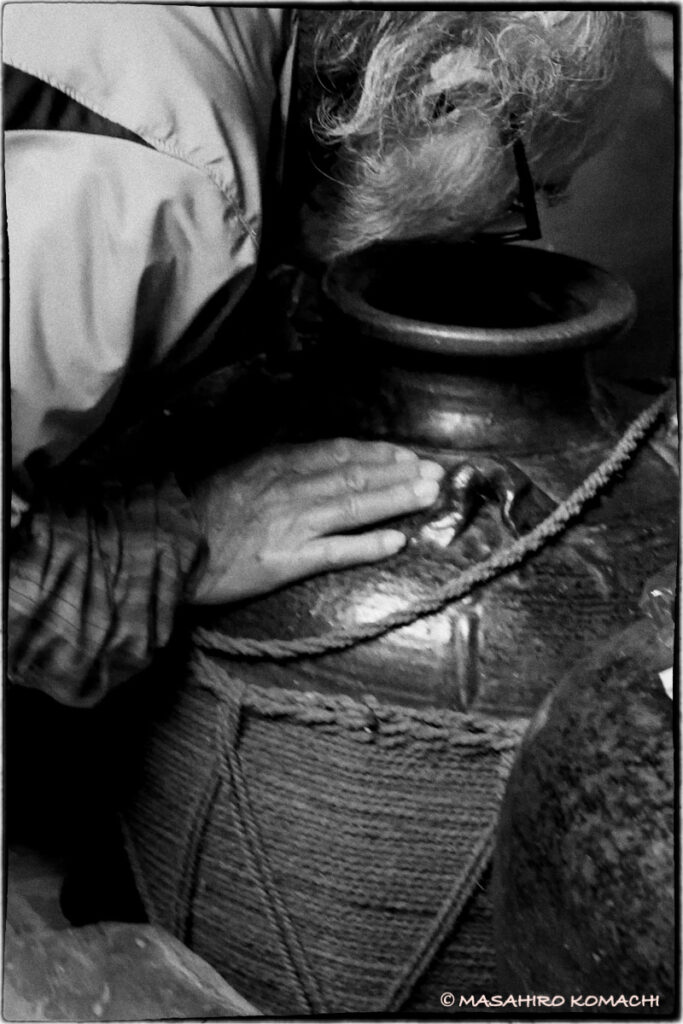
[186,438,444,604]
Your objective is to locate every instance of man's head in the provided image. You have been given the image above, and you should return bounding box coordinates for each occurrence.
[296,9,645,260]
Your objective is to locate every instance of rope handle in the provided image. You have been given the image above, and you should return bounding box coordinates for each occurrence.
[193,387,674,662]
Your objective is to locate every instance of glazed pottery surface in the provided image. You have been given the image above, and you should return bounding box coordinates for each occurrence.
[201,243,677,717]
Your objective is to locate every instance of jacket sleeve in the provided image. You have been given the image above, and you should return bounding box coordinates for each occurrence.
[6,130,256,707]
[8,476,206,707]
[4,4,295,704]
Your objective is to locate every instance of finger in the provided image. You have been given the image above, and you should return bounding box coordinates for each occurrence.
[283,438,418,475]
[299,529,407,576]
[287,457,444,503]
[308,476,442,535]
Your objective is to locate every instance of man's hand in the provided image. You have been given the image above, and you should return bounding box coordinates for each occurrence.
[186,438,444,605]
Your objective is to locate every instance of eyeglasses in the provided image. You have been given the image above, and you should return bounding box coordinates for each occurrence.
[476,129,542,244]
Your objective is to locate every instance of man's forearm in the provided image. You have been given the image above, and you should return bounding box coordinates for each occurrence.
[8,476,206,707]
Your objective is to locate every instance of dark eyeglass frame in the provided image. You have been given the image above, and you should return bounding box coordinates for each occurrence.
[477,127,542,244]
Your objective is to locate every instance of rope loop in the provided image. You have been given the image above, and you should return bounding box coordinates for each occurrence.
[193,387,673,663]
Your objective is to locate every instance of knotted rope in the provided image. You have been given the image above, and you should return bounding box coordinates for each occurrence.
[221,690,328,1015]
[194,388,672,662]
[169,654,521,1014]
[383,820,497,1011]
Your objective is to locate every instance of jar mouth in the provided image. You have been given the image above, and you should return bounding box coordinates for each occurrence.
[322,241,637,357]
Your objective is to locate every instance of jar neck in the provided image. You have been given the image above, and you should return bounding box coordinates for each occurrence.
[317,341,611,454]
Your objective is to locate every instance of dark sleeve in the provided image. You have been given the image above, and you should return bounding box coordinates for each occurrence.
[8,476,206,707]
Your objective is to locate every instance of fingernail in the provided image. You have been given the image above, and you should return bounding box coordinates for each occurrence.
[394,447,418,462]
[414,478,440,502]
[384,530,407,552]
[419,460,445,480]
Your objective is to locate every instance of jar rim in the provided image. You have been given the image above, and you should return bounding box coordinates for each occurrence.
[322,242,637,358]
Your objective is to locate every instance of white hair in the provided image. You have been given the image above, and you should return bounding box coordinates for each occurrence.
[307,10,646,257]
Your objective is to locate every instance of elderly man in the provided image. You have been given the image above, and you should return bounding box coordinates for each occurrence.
[6,6,646,709]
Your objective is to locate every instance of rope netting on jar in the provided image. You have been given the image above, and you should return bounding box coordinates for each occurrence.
[121,655,529,1013]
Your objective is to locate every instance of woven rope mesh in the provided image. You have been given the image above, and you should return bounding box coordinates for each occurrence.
[122,648,528,1013]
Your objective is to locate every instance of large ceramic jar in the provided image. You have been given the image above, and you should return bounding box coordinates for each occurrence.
[121,243,677,1015]
[198,242,677,716]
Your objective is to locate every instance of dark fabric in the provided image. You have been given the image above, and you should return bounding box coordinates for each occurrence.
[6,679,157,925]
[3,63,150,147]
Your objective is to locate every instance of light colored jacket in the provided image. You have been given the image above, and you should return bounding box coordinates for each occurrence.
[6,3,294,475]
[6,5,295,704]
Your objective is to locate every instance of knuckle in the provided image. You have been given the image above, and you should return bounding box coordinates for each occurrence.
[330,437,352,464]
[288,445,312,473]
[262,480,284,505]
[262,450,284,477]
[345,465,367,492]
[375,442,394,460]
[320,537,343,568]
[369,534,388,558]
[343,494,361,520]
[361,533,389,562]
[254,548,271,569]
[279,513,299,537]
